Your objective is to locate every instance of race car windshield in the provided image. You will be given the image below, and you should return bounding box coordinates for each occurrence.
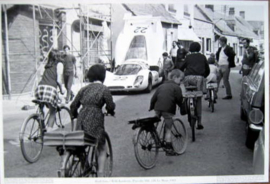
[125,35,147,60]
[115,64,142,75]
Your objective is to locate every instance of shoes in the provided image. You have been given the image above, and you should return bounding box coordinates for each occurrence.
[196,124,204,130]
[166,150,178,156]
[222,96,232,100]
[214,100,217,104]
[164,142,177,156]
[205,97,209,100]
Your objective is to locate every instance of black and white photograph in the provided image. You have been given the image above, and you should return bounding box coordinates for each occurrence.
[1,0,269,184]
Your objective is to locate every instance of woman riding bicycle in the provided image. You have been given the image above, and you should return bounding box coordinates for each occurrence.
[34,49,65,132]
[70,64,115,177]
[180,42,210,130]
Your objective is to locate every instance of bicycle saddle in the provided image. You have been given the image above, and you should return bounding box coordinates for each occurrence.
[32,99,43,105]
[185,86,197,91]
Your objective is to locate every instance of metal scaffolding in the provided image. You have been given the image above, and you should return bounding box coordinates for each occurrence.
[2,3,112,98]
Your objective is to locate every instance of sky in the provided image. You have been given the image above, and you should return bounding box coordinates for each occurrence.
[214,5,265,21]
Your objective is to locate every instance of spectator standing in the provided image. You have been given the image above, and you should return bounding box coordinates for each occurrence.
[215,37,236,100]
[162,52,174,80]
[180,42,210,129]
[169,41,178,66]
[176,41,188,70]
[241,38,259,76]
[61,45,77,104]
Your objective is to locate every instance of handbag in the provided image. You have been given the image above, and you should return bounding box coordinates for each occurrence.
[44,130,97,147]
[180,98,188,115]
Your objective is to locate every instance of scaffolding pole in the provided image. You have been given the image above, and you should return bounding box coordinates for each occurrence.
[33,5,38,97]
[3,5,11,99]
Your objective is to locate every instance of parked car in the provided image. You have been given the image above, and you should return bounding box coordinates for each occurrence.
[104,60,163,93]
[240,60,264,149]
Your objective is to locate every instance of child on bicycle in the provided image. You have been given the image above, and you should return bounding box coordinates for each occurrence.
[35,49,65,132]
[205,55,219,102]
[162,52,175,80]
[70,64,115,177]
[149,69,184,156]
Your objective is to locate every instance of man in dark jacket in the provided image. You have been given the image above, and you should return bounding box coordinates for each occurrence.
[216,36,236,100]
[241,38,259,76]
[176,41,188,70]
[149,69,184,155]
[61,45,77,104]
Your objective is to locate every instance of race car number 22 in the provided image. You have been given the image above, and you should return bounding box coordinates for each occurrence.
[134,27,147,33]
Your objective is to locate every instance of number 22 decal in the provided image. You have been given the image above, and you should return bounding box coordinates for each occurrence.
[134,27,147,33]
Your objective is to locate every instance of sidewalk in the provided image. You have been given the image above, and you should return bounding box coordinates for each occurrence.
[2,81,87,116]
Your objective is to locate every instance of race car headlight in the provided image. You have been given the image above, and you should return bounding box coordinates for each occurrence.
[248,108,264,125]
[134,76,144,86]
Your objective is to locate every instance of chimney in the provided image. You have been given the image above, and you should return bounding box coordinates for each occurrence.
[229,7,235,16]
[240,11,245,19]
[205,5,214,11]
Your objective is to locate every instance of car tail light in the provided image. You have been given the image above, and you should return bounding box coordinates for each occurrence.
[134,76,144,86]
[249,108,264,125]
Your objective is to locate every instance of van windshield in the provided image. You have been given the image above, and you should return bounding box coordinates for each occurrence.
[125,35,147,60]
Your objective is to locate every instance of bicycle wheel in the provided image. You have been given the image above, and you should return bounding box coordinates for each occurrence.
[134,128,159,169]
[211,90,215,113]
[171,119,188,154]
[20,114,43,163]
[104,132,113,177]
[64,153,84,177]
[56,106,73,131]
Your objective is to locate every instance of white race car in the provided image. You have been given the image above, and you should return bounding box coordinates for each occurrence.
[104,59,163,92]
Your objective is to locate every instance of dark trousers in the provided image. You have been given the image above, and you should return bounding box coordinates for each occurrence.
[64,72,74,101]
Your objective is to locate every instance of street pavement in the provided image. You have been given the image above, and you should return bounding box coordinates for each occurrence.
[2,67,257,179]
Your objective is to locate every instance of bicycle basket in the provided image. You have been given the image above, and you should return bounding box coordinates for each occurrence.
[44,130,97,147]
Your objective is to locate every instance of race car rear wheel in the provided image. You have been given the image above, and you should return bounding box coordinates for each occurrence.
[145,76,152,93]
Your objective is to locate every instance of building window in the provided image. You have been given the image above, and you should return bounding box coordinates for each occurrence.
[239,46,243,56]
[168,4,176,13]
[206,38,211,52]
[201,37,205,54]
[184,5,190,17]
[233,43,238,55]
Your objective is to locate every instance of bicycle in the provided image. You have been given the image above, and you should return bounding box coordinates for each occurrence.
[183,86,203,142]
[54,114,113,177]
[19,99,73,163]
[206,82,218,113]
[128,116,188,170]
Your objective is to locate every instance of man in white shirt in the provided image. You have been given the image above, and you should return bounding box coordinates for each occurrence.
[215,37,236,100]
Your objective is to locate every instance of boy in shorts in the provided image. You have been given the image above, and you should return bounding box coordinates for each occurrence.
[149,69,184,155]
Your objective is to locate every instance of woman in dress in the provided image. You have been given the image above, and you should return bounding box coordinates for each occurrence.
[70,64,115,177]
